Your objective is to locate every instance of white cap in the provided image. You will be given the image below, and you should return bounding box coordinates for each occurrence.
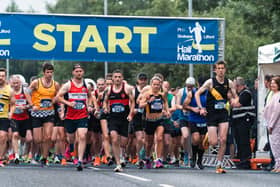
[185,77,195,85]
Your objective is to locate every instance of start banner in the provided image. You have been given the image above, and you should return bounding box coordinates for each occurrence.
[0,13,221,64]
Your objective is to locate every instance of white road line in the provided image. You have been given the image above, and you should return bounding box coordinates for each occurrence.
[88,167,101,170]
[159,184,175,187]
[115,173,152,182]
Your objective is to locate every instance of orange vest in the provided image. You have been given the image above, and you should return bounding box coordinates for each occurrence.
[31,78,56,111]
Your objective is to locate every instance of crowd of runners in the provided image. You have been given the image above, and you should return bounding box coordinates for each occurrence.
[0,60,260,173]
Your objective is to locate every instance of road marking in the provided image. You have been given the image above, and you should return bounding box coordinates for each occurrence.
[159,184,175,187]
[0,39,11,45]
[88,167,101,170]
[116,173,152,182]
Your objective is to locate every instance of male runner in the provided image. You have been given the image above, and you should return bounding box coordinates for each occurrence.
[195,60,237,173]
[26,63,60,166]
[57,64,93,171]
[103,69,134,172]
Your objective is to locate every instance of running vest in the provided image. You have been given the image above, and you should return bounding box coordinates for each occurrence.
[94,89,104,108]
[12,88,29,120]
[65,80,89,120]
[145,94,164,114]
[108,83,130,118]
[232,88,255,120]
[31,78,56,111]
[0,84,11,118]
[206,77,229,112]
[189,89,207,124]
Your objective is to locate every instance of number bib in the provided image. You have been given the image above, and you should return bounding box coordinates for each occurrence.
[196,123,207,128]
[0,103,4,112]
[151,99,163,111]
[214,100,226,110]
[40,99,52,108]
[111,104,125,113]
[73,100,85,110]
[14,108,24,114]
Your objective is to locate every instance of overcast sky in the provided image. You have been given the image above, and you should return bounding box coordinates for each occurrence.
[0,0,57,13]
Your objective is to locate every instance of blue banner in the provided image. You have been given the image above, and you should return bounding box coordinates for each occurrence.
[0,13,220,64]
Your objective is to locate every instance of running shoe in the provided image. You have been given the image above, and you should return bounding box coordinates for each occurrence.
[0,160,5,167]
[145,158,152,169]
[114,164,123,172]
[216,165,227,174]
[41,158,48,167]
[64,147,71,161]
[190,157,196,168]
[8,153,15,161]
[14,158,20,165]
[54,156,61,164]
[107,157,114,166]
[120,157,126,168]
[137,160,145,169]
[93,156,101,166]
[61,158,67,166]
[30,159,38,165]
[131,156,138,165]
[76,161,83,171]
[155,159,164,169]
[73,158,78,165]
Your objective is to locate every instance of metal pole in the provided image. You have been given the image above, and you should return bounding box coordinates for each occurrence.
[6,59,9,78]
[104,0,108,77]
[188,0,193,77]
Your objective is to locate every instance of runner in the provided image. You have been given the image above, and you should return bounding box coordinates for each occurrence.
[139,76,170,169]
[10,75,33,164]
[175,77,195,166]
[103,69,134,172]
[0,68,15,167]
[130,73,148,168]
[26,63,60,166]
[56,64,93,171]
[195,60,237,173]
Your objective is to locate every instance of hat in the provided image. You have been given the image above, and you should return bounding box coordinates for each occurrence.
[137,72,148,80]
[185,77,195,85]
[72,64,84,71]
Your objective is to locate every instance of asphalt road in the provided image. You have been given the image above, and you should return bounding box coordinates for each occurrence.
[1,164,279,187]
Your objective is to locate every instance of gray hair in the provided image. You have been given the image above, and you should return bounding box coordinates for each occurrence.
[235,76,245,86]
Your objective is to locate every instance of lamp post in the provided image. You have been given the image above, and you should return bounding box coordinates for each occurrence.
[188,0,193,77]
[104,0,108,76]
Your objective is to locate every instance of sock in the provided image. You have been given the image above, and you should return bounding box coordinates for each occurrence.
[217,160,222,167]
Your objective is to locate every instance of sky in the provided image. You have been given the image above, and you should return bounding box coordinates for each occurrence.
[0,0,57,13]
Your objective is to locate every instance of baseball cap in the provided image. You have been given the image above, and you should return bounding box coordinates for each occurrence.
[72,64,84,71]
[185,77,195,85]
[137,72,148,80]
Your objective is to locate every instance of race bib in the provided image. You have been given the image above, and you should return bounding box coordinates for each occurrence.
[111,103,125,113]
[16,99,27,105]
[214,100,226,110]
[151,99,163,111]
[73,100,85,110]
[137,108,144,113]
[40,99,52,108]
[196,123,207,127]
[14,108,24,114]
[0,103,3,112]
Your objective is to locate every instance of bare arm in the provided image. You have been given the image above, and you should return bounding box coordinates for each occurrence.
[56,82,72,107]
[9,89,16,119]
[126,85,135,121]
[25,79,38,106]
[175,89,183,110]
[195,79,211,109]
[102,87,110,113]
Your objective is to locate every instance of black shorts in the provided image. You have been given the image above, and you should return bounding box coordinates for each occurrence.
[89,115,101,133]
[179,119,190,128]
[163,119,173,135]
[108,117,129,137]
[206,110,229,127]
[145,119,164,135]
[171,127,181,137]
[54,114,63,127]
[129,113,144,134]
[0,118,10,132]
[64,117,88,134]
[32,115,55,128]
[11,119,32,137]
[189,122,207,135]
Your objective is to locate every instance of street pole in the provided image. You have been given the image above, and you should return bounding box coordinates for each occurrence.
[6,59,9,78]
[188,0,193,77]
[104,0,108,77]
